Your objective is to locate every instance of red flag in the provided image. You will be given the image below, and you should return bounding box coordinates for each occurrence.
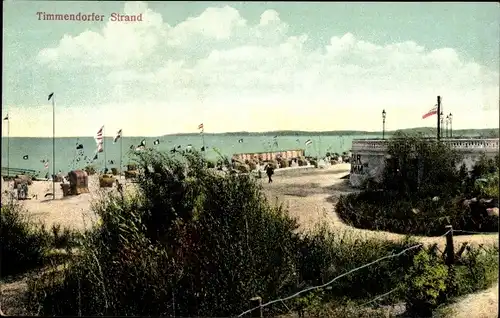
[198,123,204,130]
[422,105,438,119]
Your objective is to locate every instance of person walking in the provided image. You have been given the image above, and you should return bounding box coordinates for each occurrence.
[266,163,274,183]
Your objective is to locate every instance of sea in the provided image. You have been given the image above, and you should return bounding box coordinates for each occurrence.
[1,134,381,176]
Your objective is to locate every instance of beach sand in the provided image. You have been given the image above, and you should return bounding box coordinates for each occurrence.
[1,165,498,317]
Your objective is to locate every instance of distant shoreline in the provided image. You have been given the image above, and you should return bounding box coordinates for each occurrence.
[1,127,498,138]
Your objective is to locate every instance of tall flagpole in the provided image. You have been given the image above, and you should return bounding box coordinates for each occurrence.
[51,93,56,200]
[103,126,107,172]
[201,127,206,157]
[7,115,10,177]
[120,131,123,175]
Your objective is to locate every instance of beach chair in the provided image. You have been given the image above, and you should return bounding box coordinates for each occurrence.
[68,170,90,195]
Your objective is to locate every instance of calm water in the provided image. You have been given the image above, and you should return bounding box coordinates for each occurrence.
[1,134,380,176]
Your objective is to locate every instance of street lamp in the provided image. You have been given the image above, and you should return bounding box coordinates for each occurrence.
[382,109,386,140]
[448,113,453,138]
[445,115,450,138]
[440,111,444,138]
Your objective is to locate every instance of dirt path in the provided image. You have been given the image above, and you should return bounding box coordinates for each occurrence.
[261,164,498,250]
[261,165,498,318]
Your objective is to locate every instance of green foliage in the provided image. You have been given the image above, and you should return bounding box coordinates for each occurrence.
[336,133,499,236]
[206,160,216,169]
[26,150,420,317]
[0,200,51,276]
[382,131,463,198]
[405,249,448,316]
[110,168,118,175]
[83,165,96,175]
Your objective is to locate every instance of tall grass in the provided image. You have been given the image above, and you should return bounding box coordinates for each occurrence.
[25,150,419,316]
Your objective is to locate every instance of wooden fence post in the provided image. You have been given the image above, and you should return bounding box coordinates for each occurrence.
[250,296,263,318]
[445,225,455,266]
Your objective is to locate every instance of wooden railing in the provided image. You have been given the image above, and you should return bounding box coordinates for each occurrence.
[352,138,499,153]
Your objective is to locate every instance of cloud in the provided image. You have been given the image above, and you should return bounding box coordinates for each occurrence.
[32,2,499,135]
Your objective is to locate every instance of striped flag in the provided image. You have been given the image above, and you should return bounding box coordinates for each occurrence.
[422,105,438,119]
[136,139,146,151]
[305,139,313,146]
[198,123,204,133]
[44,161,49,169]
[113,129,122,143]
[95,126,104,152]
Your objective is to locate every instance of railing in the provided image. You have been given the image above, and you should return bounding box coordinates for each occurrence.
[352,138,499,153]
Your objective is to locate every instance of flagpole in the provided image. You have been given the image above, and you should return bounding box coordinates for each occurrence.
[7,116,10,178]
[52,94,56,200]
[201,129,206,157]
[104,126,107,172]
[120,131,123,176]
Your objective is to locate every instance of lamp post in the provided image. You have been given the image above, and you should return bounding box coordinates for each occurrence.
[440,111,444,139]
[448,113,453,138]
[445,115,449,138]
[382,109,386,140]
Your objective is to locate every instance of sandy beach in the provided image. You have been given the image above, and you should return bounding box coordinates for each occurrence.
[1,165,498,317]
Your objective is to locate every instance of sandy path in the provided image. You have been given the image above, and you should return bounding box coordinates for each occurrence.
[260,164,498,318]
[1,166,497,317]
[261,164,498,250]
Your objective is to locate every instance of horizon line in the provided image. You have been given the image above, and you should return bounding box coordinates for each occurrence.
[1,127,498,138]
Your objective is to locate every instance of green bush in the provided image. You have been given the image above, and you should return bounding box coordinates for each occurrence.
[26,150,421,317]
[0,200,51,276]
[84,165,96,175]
[405,249,448,316]
[206,161,216,169]
[336,133,499,236]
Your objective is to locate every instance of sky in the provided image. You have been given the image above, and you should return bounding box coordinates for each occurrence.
[2,1,499,137]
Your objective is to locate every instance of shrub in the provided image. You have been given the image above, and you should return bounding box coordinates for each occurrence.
[336,133,499,236]
[310,160,317,167]
[110,168,118,176]
[405,249,448,316]
[298,158,306,166]
[247,161,257,171]
[0,200,51,276]
[26,150,421,317]
[84,165,96,175]
[206,161,216,169]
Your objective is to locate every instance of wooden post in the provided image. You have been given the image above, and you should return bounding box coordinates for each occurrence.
[445,225,454,265]
[250,296,263,318]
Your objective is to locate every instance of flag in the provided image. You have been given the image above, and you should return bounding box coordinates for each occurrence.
[3,114,8,121]
[95,126,104,145]
[93,153,98,160]
[23,155,29,160]
[97,143,104,153]
[198,123,204,130]
[113,129,122,143]
[238,139,244,143]
[201,146,206,151]
[305,139,313,146]
[129,145,134,150]
[48,92,54,101]
[153,139,160,145]
[136,139,146,151]
[44,161,49,169]
[422,105,438,119]
[76,144,83,150]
